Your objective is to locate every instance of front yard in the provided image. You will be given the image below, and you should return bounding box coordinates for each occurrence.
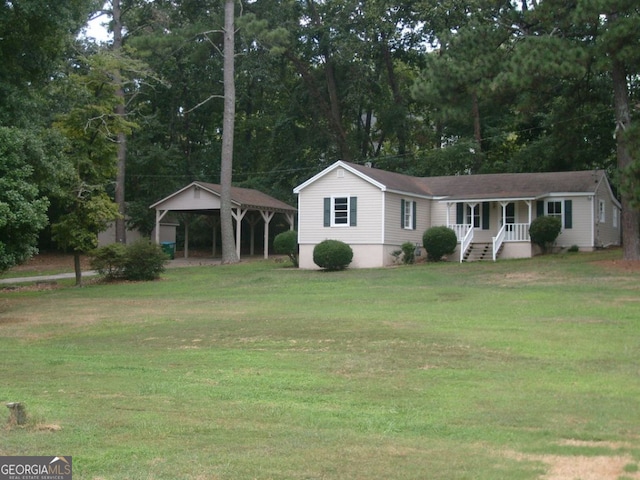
[1,249,639,479]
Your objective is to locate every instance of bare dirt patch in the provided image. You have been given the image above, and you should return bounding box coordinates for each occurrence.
[591,259,640,273]
[504,440,640,480]
[6,251,91,274]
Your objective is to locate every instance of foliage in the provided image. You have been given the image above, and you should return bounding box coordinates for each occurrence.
[401,241,416,265]
[52,192,121,255]
[89,243,128,280]
[529,216,562,253]
[0,127,50,272]
[422,226,457,262]
[273,230,298,267]
[313,239,353,271]
[51,52,137,264]
[90,240,167,281]
[121,240,167,281]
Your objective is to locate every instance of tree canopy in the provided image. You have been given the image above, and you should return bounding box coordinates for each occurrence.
[1,0,639,266]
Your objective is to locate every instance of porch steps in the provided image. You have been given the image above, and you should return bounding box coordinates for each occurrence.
[463,243,502,262]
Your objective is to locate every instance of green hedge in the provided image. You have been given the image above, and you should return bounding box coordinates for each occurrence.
[313,240,353,271]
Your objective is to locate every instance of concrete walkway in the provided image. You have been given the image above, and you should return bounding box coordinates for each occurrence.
[0,256,224,285]
[0,271,98,285]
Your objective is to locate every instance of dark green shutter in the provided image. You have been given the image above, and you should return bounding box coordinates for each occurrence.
[456,203,464,224]
[482,202,490,230]
[323,197,330,227]
[564,200,572,229]
[412,201,417,230]
[350,197,357,226]
[401,199,405,228]
[536,200,544,217]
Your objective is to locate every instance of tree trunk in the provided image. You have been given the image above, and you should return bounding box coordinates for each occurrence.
[74,252,82,287]
[220,0,239,264]
[612,59,640,260]
[381,35,406,156]
[113,0,127,244]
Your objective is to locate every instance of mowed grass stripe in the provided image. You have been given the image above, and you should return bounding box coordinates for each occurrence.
[1,250,639,479]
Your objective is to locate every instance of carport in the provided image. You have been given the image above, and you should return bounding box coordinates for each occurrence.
[150,182,296,259]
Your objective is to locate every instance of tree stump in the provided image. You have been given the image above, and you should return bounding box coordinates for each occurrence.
[6,402,27,425]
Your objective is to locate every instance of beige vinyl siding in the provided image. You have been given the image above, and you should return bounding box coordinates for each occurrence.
[430,201,451,228]
[593,179,621,247]
[297,167,383,244]
[383,193,431,245]
[555,196,592,248]
[159,186,222,210]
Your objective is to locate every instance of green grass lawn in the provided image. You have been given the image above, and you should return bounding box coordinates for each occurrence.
[1,250,639,479]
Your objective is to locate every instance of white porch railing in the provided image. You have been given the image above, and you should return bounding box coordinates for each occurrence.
[492,225,505,262]
[504,223,530,242]
[459,226,474,263]
[449,224,471,241]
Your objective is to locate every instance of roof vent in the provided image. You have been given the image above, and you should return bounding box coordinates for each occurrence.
[364,161,372,168]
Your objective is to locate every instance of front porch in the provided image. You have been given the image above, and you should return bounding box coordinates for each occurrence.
[445,199,534,262]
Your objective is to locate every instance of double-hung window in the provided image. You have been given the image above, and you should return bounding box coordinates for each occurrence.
[547,201,562,219]
[334,197,349,225]
[537,199,572,229]
[401,199,416,230]
[599,200,606,223]
[324,196,357,227]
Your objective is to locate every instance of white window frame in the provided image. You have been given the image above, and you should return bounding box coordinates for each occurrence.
[598,199,606,223]
[332,196,350,227]
[403,199,414,230]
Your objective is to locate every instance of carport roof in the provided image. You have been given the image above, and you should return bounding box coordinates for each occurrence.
[150,181,297,213]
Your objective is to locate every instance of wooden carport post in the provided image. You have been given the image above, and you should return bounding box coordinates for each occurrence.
[232,208,248,259]
[260,211,275,259]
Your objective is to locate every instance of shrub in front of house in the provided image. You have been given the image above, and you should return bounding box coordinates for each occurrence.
[313,239,353,270]
[529,216,561,253]
[401,241,416,265]
[273,230,298,267]
[91,240,168,281]
[422,226,457,261]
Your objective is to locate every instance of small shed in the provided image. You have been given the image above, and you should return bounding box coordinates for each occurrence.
[149,182,297,259]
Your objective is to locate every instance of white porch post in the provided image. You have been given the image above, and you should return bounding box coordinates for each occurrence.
[467,202,477,226]
[446,202,452,226]
[500,201,509,226]
[526,200,532,224]
[232,208,248,259]
[260,210,275,259]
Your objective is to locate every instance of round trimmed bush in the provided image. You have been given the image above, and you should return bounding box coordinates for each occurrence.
[422,226,457,262]
[122,239,168,281]
[313,239,353,271]
[273,230,298,267]
[529,216,561,253]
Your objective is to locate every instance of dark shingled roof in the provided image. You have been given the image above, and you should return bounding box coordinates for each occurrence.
[344,162,605,200]
[197,182,297,212]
